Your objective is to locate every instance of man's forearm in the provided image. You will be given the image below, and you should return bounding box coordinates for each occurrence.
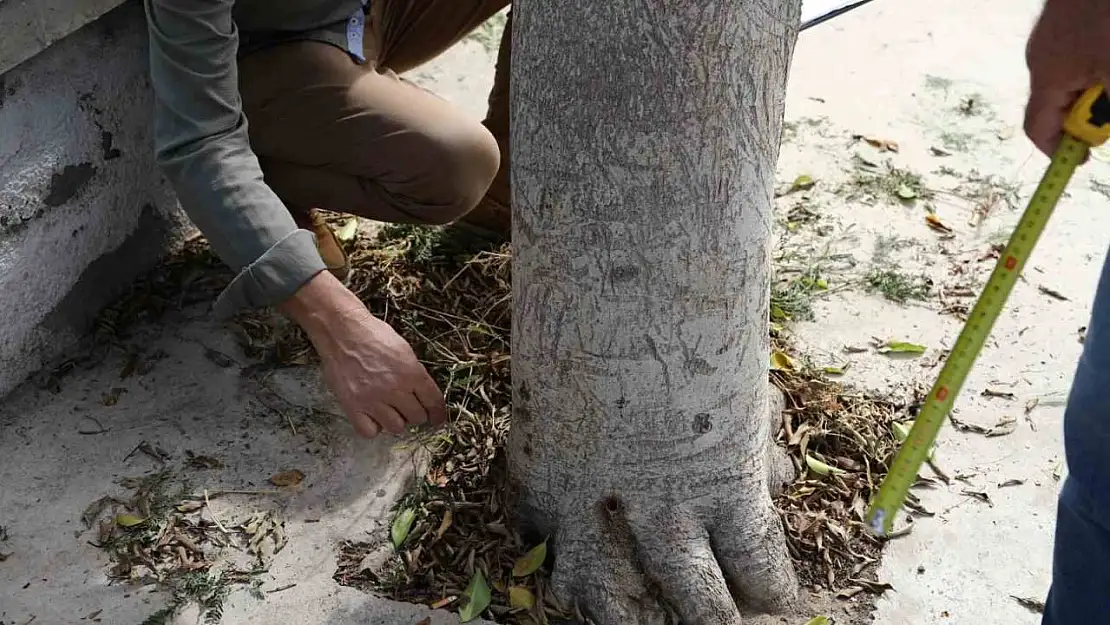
[144,0,327,316]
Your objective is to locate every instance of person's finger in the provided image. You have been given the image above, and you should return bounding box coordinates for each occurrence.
[1025,74,1088,156]
[347,410,381,439]
[390,390,429,426]
[1025,85,1074,156]
[413,371,448,426]
[369,403,407,435]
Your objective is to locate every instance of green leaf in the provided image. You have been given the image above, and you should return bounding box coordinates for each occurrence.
[878,341,927,355]
[390,508,417,549]
[804,617,831,625]
[896,184,918,200]
[892,420,935,461]
[891,421,912,443]
[512,540,548,577]
[508,585,535,609]
[790,174,816,192]
[805,454,847,476]
[335,217,359,242]
[458,569,491,622]
[115,514,146,528]
[770,305,790,322]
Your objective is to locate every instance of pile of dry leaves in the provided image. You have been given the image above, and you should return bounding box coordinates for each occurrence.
[86,219,913,623]
[771,367,918,597]
[83,468,288,625]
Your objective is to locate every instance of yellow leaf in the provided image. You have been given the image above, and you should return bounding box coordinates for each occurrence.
[269,470,305,488]
[804,617,831,625]
[790,174,816,192]
[114,514,146,528]
[512,540,548,577]
[336,217,359,242]
[508,586,536,609]
[770,350,797,372]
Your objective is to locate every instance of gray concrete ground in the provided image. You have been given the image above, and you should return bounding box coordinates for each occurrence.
[0,0,1096,624]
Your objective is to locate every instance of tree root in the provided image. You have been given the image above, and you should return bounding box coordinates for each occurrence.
[526,390,799,625]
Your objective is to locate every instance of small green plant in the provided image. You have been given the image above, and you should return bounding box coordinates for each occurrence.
[844,159,934,205]
[924,74,953,92]
[956,93,991,117]
[865,268,932,303]
[377,224,492,263]
[872,235,917,265]
[938,131,978,152]
[771,269,828,322]
[140,570,236,625]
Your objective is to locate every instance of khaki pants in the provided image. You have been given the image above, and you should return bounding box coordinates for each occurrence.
[237,1,511,230]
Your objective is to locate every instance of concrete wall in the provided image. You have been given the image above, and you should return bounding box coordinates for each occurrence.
[0,0,130,77]
[0,0,191,396]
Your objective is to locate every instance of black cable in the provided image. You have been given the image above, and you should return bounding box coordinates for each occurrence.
[800,0,877,32]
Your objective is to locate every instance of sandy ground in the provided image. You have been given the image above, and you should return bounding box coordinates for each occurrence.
[0,0,1100,624]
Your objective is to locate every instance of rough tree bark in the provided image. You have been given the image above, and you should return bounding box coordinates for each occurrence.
[508,1,803,623]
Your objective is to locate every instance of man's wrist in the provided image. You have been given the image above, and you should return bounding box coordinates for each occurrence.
[278,271,364,334]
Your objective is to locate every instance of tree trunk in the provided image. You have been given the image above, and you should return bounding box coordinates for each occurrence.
[508,1,803,623]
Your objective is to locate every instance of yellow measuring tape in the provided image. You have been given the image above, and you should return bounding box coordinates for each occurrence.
[866,85,1110,537]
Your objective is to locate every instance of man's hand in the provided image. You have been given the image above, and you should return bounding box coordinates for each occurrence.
[1024,0,1110,156]
[280,271,448,438]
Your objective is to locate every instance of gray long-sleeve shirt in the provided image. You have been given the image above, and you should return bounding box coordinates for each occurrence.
[142,0,367,318]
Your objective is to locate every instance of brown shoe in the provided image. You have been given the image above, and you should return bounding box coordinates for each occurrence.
[295,209,351,282]
[456,197,510,241]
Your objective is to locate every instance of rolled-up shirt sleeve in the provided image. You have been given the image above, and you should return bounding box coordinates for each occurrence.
[143,0,326,318]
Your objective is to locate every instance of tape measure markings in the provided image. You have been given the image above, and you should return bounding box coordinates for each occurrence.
[865,134,1088,537]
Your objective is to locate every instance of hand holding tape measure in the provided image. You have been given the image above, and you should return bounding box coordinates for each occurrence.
[866,85,1110,537]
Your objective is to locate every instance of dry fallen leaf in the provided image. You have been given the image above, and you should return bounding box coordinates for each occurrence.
[1037,285,1069,301]
[1012,595,1046,614]
[269,470,305,488]
[102,387,126,406]
[865,136,899,152]
[429,597,456,610]
[926,213,953,234]
[961,490,993,506]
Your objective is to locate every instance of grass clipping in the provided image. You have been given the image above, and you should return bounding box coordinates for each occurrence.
[131,223,908,622]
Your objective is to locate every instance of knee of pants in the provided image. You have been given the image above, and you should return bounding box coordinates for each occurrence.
[396,122,501,225]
